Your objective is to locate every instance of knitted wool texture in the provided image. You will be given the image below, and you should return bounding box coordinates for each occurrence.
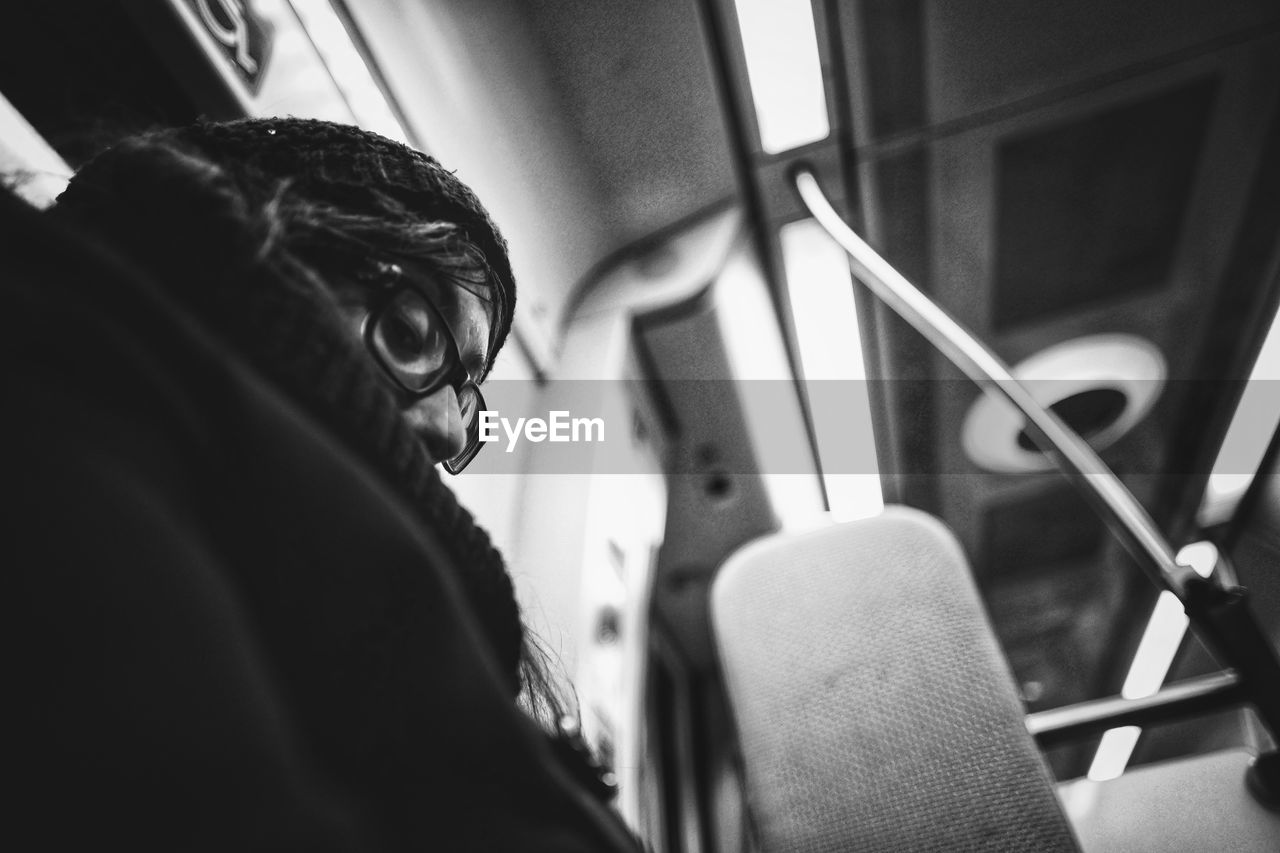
[166,117,515,373]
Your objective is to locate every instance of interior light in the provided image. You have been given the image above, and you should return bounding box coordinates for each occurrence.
[1200,307,1280,525]
[1087,541,1217,780]
[715,242,827,529]
[732,0,830,154]
[781,219,883,522]
[289,0,409,143]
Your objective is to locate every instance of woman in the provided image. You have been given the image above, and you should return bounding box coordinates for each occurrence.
[4,117,641,851]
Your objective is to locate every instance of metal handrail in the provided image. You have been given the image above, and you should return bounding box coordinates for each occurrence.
[792,167,1280,773]
[792,166,1198,599]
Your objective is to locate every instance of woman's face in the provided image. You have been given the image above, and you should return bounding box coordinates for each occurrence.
[330,255,495,465]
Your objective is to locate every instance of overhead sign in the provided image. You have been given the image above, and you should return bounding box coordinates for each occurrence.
[182,0,273,93]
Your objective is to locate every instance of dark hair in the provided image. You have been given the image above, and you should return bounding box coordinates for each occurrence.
[272,192,575,730]
[271,191,507,368]
[52,131,588,769]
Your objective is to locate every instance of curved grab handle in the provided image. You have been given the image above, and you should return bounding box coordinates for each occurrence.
[792,165,1198,599]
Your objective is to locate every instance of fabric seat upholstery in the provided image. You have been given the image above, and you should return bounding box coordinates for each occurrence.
[711,506,1080,852]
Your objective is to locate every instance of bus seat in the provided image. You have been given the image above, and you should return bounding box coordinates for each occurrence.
[710,506,1079,852]
[1057,748,1280,852]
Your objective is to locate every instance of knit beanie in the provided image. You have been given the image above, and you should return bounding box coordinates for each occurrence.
[71,116,517,370]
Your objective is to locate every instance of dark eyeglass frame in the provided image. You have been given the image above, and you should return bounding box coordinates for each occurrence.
[358,269,488,474]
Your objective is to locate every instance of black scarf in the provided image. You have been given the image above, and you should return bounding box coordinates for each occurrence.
[52,137,526,696]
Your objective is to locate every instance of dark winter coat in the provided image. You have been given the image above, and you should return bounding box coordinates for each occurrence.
[1,176,640,851]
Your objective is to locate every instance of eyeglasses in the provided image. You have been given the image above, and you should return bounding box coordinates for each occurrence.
[359,264,487,474]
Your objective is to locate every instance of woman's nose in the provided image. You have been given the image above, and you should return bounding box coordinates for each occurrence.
[404,385,467,462]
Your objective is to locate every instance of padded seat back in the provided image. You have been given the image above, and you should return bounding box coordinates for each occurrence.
[711,507,1080,852]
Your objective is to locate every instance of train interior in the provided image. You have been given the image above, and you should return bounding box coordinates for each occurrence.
[4,1,1280,849]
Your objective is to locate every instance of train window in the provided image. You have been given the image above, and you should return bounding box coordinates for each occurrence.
[0,92,68,207]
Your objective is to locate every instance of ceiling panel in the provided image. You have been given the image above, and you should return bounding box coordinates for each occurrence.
[926,0,1278,125]
[993,77,1218,330]
[524,0,736,244]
